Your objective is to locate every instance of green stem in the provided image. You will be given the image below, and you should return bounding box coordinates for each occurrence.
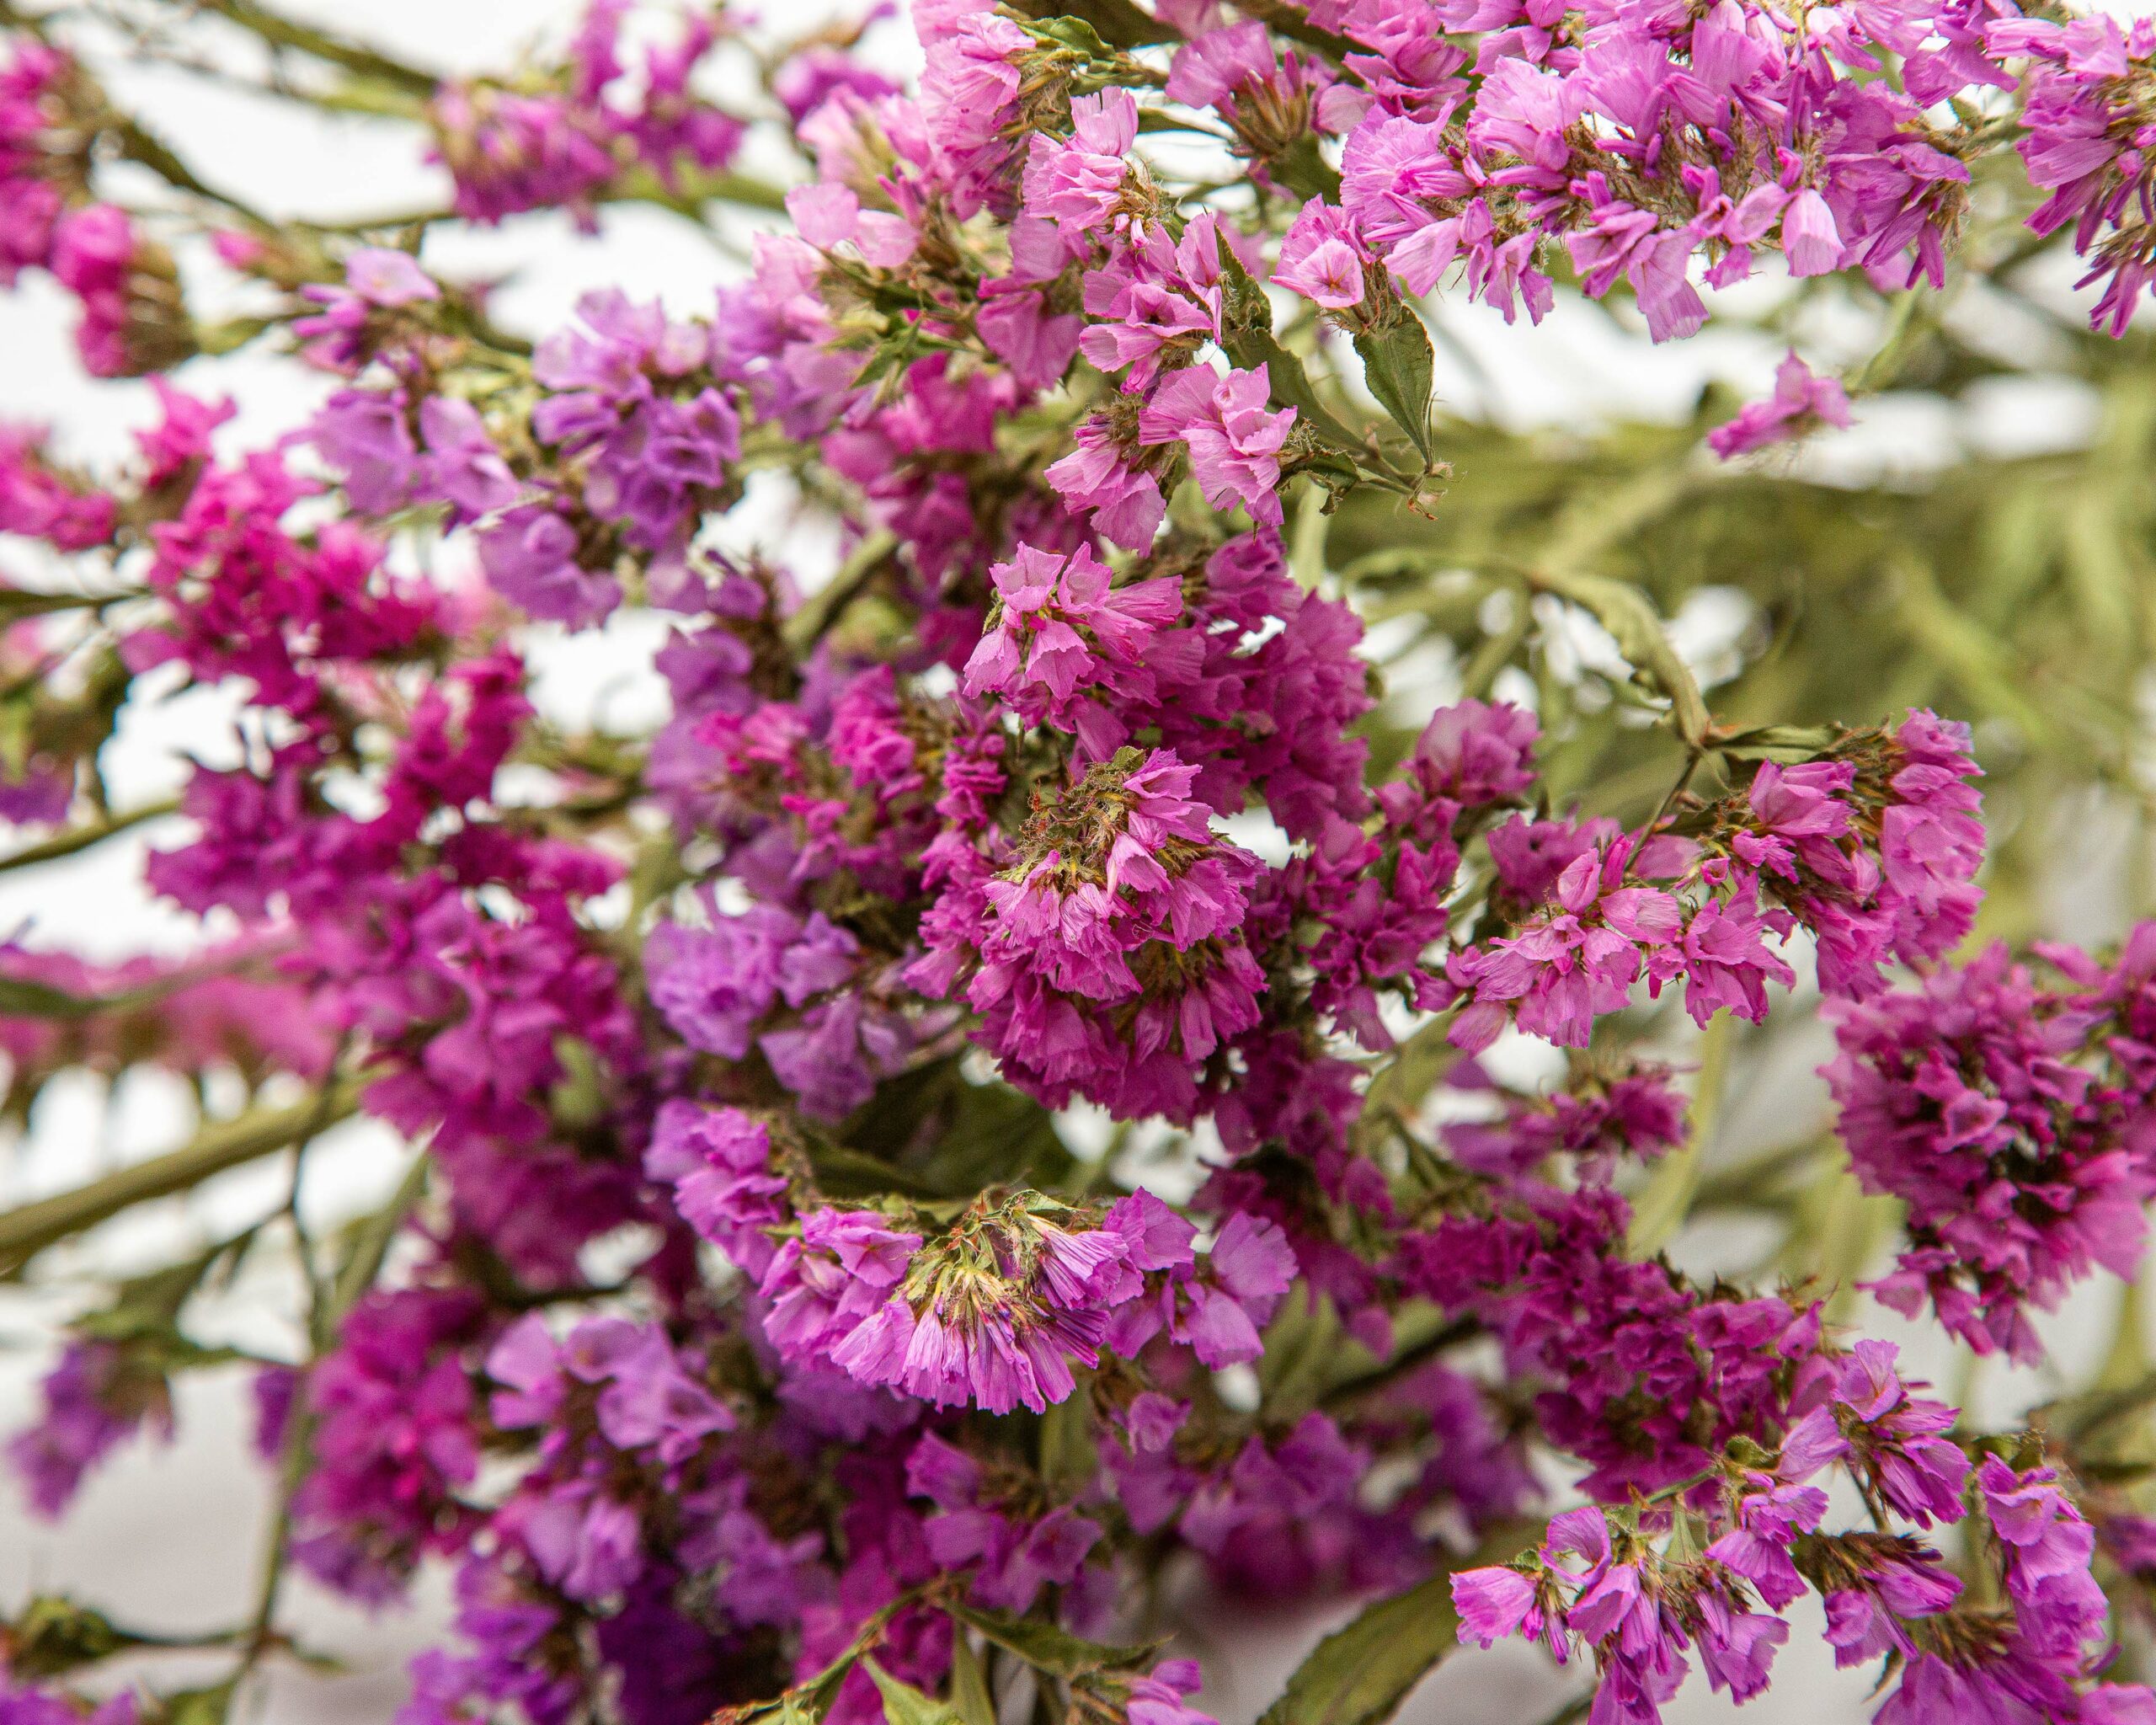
[1458,579,1531,701]
[0,799,179,876]
[301,206,456,235]
[0,1079,362,1275]
[785,531,900,651]
[109,116,274,225]
[0,588,147,621]
[184,0,440,97]
[237,1151,425,1688]
[1690,1134,1832,1210]
[326,1151,430,1330]
[1626,1012,1734,1256]
[1319,1313,1479,1409]
[666,166,794,215]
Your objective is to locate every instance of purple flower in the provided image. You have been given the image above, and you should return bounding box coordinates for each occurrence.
[646,905,798,1059]
[760,1208,922,1370]
[477,505,622,627]
[1454,1564,1545,1648]
[8,1341,171,1519]
[345,246,439,307]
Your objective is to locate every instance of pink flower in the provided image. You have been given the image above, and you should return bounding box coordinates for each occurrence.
[1454,1565,1544,1648]
[345,247,440,307]
[1273,198,1370,310]
[1043,415,1166,550]
[1780,190,1844,276]
[1138,365,1296,527]
[1707,354,1853,458]
[1022,91,1139,235]
[962,542,1182,738]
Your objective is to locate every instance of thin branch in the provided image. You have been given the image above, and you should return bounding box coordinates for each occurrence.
[785,530,900,651]
[179,0,440,98]
[232,1149,426,1686]
[0,1078,363,1275]
[108,115,274,225]
[0,799,179,877]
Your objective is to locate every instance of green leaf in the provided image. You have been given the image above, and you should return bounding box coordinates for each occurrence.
[1216,252,1364,453]
[837,1058,1074,1197]
[944,1605,1156,1679]
[1004,0,1178,48]
[717,1592,930,1725]
[1038,1387,1097,1495]
[1230,339,1359,454]
[1017,13,1117,58]
[1254,1541,1509,1725]
[1268,134,1342,203]
[1353,309,1436,464]
[948,1632,996,1725]
[865,1659,962,1725]
[808,1142,951,1200]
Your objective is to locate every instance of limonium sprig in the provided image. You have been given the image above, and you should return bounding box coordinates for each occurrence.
[1,2,2154,1723]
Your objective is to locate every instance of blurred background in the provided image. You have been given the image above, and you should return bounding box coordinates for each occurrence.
[2,1,2153,1720]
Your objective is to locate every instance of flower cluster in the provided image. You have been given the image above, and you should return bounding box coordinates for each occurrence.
[428,2,746,227]
[1826,927,2156,1361]
[0,2,2153,1724]
[0,41,188,374]
[1453,1395,2154,1725]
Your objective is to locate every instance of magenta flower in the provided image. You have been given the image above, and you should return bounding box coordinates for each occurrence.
[11,8,2156,1723]
[962,542,1182,738]
[8,1341,172,1520]
[1138,365,1296,526]
[1449,842,1684,1049]
[1826,935,2156,1361]
[831,1204,1140,1414]
[1707,353,1853,459]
